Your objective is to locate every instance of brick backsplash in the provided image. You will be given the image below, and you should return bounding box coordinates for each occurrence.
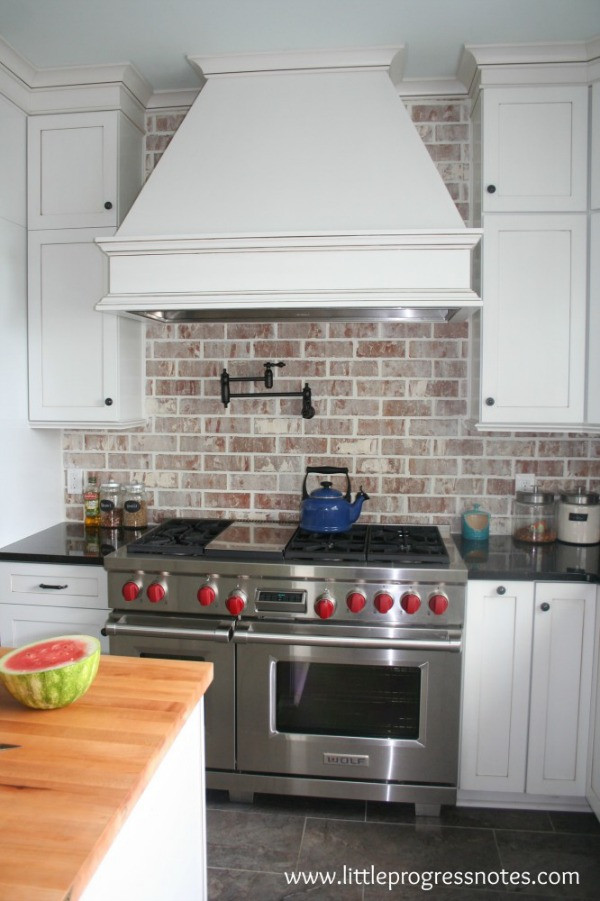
[63,99,600,533]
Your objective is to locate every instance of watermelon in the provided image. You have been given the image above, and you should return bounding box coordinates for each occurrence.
[0,635,100,709]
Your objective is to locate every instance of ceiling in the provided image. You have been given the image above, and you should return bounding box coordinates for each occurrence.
[0,0,599,93]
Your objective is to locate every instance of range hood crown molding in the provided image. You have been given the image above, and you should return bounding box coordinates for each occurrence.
[96,45,481,323]
[186,46,407,85]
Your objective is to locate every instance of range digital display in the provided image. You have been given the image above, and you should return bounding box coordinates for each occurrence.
[256,589,306,612]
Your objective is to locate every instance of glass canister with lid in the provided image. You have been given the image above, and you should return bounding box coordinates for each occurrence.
[513,489,557,544]
[557,490,600,545]
[99,480,123,528]
[122,482,148,529]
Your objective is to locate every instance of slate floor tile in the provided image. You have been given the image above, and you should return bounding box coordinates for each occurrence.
[206,808,305,872]
[298,817,502,875]
[366,802,554,832]
[207,789,366,821]
[495,829,600,898]
[208,866,363,900]
[548,810,600,835]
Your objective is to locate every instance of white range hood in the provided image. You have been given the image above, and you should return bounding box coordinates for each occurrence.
[96,48,481,323]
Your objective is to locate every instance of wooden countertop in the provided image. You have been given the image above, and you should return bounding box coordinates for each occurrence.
[0,651,213,901]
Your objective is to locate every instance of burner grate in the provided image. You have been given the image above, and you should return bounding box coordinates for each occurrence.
[284,526,369,563]
[366,525,449,566]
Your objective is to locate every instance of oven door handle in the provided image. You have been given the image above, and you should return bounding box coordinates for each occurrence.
[233,629,461,652]
[102,615,233,642]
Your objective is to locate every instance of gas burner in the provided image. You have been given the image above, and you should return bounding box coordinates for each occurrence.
[284,526,369,563]
[367,525,449,566]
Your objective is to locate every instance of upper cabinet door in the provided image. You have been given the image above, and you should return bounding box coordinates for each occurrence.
[482,86,588,212]
[480,213,587,426]
[28,112,119,229]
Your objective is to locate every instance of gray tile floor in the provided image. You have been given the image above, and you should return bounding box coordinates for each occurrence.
[206,791,600,900]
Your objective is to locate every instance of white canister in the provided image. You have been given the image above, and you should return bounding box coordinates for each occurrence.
[557,491,600,545]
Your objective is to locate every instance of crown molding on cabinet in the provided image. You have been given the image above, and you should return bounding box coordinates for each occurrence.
[458,37,600,98]
[0,34,151,127]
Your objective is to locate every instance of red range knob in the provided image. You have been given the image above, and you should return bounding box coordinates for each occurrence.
[400,592,421,615]
[429,593,449,616]
[225,593,246,616]
[346,591,366,614]
[146,582,166,604]
[122,580,141,602]
[315,597,336,620]
[374,592,394,614]
[197,585,216,607]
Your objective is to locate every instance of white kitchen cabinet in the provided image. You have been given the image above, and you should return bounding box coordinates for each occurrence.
[27,228,145,427]
[27,111,142,230]
[587,597,600,820]
[460,579,597,800]
[469,77,595,432]
[460,581,534,792]
[591,82,600,212]
[477,213,588,428]
[480,86,588,213]
[26,109,146,428]
[527,582,596,797]
[0,562,108,652]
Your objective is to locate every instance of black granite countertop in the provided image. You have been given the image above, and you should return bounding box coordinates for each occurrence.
[453,534,600,583]
[1,522,599,583]
[0,522,144,566]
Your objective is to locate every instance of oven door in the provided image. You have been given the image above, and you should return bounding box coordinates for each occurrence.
[234,621,462,785]
[103,612,235,771]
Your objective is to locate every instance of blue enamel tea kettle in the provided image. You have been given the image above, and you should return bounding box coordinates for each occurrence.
[300,466,369,533]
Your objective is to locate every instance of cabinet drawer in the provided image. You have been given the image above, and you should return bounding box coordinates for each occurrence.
[0,564,107,609]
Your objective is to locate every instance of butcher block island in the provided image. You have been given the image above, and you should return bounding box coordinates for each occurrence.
[0,650,213,901]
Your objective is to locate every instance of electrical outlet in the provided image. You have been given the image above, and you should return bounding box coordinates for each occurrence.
[67,469,83,495]
[515,474,536,493]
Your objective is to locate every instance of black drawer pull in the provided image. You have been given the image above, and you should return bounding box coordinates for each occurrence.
[38,583,68,590]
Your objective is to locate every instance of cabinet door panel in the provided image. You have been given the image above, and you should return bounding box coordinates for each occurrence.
[27,228,122,423]
[480,214,587,425]
[0,604,108,653]
[483,86,588,212]
[527,583,596,796]
[28,112,118,229]
[460,581,534,792]
[587,609,600,820]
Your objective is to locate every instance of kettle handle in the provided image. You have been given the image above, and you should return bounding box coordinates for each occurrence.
[302,466,351,500]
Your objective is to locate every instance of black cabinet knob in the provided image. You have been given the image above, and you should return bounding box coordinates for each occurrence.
[104,201,113,210]
[104,397,113,406]
[497,585,506,595]
[486,185,497,194]
[540,602,551,612]
[485,397,495,406]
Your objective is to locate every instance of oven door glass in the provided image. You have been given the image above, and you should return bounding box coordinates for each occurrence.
[276,661,420,740]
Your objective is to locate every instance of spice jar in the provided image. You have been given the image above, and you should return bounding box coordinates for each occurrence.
[513,489,557,544]
[122,482,148,529]
[99,480,123,528]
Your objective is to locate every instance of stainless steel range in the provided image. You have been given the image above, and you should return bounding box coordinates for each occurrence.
[102,519,466,815]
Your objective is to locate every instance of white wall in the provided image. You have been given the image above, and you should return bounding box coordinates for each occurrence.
[0,93,63,547]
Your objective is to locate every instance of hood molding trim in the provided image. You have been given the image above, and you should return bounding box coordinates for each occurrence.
[96,229,482,322]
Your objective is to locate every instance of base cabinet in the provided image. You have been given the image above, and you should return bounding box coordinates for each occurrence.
[0,562,109,651]
[460,580,597,800]
[81,700,206,901]
[587,610,600,819]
